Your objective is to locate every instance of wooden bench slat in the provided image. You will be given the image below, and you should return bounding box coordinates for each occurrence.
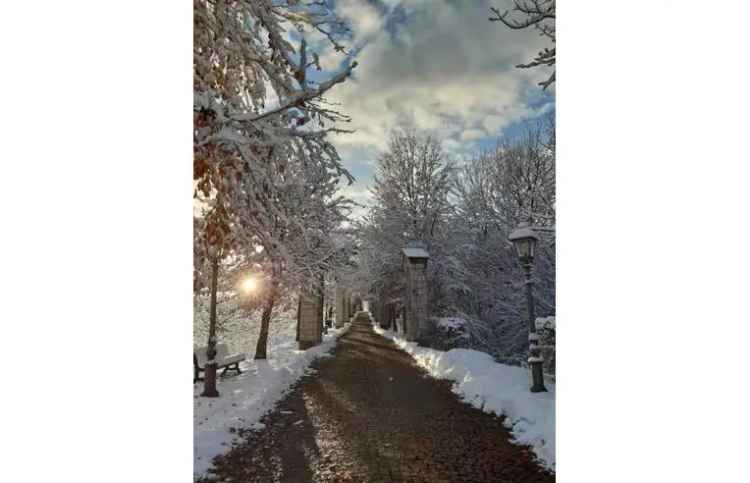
[193,344,246,370]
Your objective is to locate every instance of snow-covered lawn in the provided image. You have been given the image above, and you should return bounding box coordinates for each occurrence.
[193,319,349,478]
[373,323,555,472]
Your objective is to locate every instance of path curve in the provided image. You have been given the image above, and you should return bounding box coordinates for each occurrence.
[198,313,554,483]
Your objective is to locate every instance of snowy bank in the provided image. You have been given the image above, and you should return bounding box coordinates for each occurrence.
[373,323,555,471]
[434,316,466,330]
[536,316,555,331]
[194,323,349,478]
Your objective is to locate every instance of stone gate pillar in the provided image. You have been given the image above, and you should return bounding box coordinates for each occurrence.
[335,286,346,328]
[342,289,349,323]
[298,288,322,350]
[403,244,430,341]
[378,300,389,330]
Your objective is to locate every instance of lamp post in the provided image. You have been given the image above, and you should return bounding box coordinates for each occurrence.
[509,223,547,393]
[201,254,221,398]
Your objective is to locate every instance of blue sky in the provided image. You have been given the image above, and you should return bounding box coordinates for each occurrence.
[306,0,555,218]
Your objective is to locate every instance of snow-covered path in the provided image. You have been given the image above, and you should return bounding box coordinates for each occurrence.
[196,313,553,482]
[373,323,555,470]
[194,325,350,477]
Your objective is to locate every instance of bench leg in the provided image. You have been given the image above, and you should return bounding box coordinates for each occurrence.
[219,363,242,377]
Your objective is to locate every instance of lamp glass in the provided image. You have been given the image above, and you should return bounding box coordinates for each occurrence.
[528,237,536,258]
[514,237,535,259]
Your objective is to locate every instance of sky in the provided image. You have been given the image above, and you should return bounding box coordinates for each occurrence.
[309,0,555,220]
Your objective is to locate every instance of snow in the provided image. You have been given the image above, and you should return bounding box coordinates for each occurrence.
[536,316,555,330]
[373,323,555,472]
[193,320,350,479]
[402,247,429,259]
[434,316,466,330]
[508,225,540,241]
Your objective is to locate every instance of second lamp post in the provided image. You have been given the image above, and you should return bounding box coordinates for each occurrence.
[509,223,547,393]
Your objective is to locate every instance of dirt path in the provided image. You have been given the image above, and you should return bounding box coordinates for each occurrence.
[198,313,554,482]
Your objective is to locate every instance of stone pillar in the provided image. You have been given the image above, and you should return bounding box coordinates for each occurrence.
[379,301,389,330]
[298,288,322,350]
[403,244,430,341]
[342,289,348,323]
[335,286,346,328]
[374,299,383,327]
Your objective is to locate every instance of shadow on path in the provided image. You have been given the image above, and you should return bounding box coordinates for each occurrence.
[198,313,554,483]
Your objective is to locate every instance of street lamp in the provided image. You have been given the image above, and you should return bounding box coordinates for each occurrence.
[509,222,547,393]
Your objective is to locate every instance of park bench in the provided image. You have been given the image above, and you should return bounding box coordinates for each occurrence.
[194,343,245,383]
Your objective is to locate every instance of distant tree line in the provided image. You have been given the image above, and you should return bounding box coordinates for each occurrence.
[356,114,555,370]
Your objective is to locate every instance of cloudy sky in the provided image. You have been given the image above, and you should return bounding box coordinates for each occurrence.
[311,0,555,219]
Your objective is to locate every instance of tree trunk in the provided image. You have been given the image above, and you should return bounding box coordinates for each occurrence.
[201,254,220,397]
[319,273,326,335]
[295,296,301,341]
[254,289,276,360]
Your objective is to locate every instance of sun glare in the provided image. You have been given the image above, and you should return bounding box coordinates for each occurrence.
[242,276,258,293]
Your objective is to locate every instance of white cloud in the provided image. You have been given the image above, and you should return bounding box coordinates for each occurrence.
[482,114,505,133]
[319,0,554,209]
[319,0,385,70]
[461,128,486,141]
[337,181,374,222]
[338,0,384,41]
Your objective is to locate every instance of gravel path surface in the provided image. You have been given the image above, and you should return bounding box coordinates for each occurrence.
[197,313,554,482]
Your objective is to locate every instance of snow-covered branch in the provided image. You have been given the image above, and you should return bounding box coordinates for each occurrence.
[230,63,357,124]
[490,1,555,89]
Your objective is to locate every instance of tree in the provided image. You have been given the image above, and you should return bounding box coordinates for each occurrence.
[357,120,555,366]
[194,0,356,393]
[457,116,555,229]
[371,132,454,243]
[229,131,355,359]
[354,132,455,334]
[194,196,238,397]
[445,116,555,363]
[490,0,556,89]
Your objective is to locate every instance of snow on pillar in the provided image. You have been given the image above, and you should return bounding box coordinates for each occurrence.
[298,287,322,350]
[402,244,430,342]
